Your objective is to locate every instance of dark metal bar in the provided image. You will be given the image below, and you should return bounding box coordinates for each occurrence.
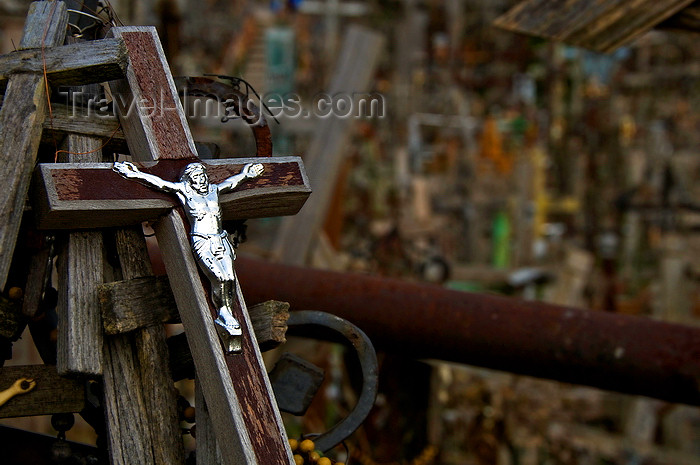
[237,256,700,405]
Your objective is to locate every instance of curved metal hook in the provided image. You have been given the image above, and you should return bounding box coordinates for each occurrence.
[287,311,378,452]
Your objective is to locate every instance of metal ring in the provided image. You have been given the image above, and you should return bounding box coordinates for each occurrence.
[287,311,378,452]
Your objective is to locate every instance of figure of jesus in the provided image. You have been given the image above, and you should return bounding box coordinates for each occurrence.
[113,160,264,353]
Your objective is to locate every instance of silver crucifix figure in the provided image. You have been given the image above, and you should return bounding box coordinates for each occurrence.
[113,160,264,353]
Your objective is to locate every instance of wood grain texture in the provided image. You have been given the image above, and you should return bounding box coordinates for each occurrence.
[102,334,156,465]
[56,135,104,376]
[99,269,289,347]
[0,365,84,418]
[32,158,310,229]
[18,2,69,49]
[195,377,223,465]
[273,26,384,265]
[494,0,697,52]
[99,275,178,335]
[249,300,289,352]
[168,300,289,381]
[101,225,185,464]
[222,278,294,464]
[21,244,51,319]
[39,103,220,158]
[107,27,198,162]
[0,38,126,87]
[0,1,68,290]
[164,300,289,382]
[154,210,259,465]
[42,102,126,139]
[132,326,185,464]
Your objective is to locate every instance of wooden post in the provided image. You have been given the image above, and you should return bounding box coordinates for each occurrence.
[298,0,369,60]
[0,38,127,87]
[0,1,68,290]
[100,227,185,464]
[56,133,105,376]
[273,25,384,265]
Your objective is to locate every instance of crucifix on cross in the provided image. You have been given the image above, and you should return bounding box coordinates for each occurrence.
[31,25,310,465]
[112,159,265,353]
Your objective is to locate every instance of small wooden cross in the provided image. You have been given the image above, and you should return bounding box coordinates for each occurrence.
[33,27,309,465]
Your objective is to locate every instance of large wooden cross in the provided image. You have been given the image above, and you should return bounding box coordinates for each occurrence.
[32,26,309,465]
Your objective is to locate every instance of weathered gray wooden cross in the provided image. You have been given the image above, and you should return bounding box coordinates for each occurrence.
[1,4,309,464]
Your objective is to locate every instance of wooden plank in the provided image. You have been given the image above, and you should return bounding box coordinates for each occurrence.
[0,1,68,290]
[99,275,178,334]
[41,102,125,139]
[249,300,289,352]
[195,377,223,464]
[272,25,384,265]
[154,212,296,464]
[0,365,85,418]
[32,157,310,230]
[98,270,290,348]
[102,224,185,465]
[130,323,183,465]
[39,103,220,157]
[494,0,697,52]
[56,134,104,376]
[106,26,198,162]
[0,38,126,88]
[167,299,290,379]
[102,229,159,465]
[20,240,52,319]
[658,2,700,32]
[110,26,295,465]
[18,2,69,48]
[154,211,260,465]
[102,335,156,464]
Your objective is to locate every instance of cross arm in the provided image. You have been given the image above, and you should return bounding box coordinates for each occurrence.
[31,157,310,230]
[0,38,127,91]
[217,163,264,194]
[114,161,181,193]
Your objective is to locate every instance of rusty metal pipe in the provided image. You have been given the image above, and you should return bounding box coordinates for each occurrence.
[237,256,700,405]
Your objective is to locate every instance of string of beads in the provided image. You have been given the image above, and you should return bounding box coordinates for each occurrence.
[289,438,346,465]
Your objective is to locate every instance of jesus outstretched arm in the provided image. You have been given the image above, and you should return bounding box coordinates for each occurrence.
[217,163,264,194]
[113,161,182,193]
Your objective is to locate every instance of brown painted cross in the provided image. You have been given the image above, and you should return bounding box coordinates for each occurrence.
[33,27,308,465]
